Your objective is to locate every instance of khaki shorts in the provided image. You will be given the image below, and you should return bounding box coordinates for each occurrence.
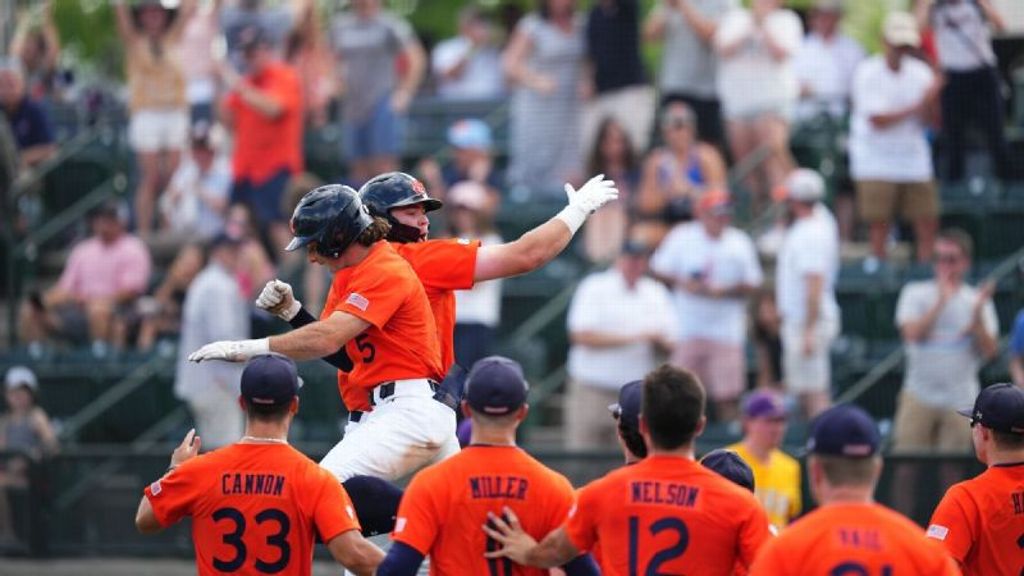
[891,391,972,454]
[781,319,839,395]
[564,380,620,450]
[856,180,939,223]
[671,340,745,402]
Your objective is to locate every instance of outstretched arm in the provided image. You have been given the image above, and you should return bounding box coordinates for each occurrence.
[473,175,618,282]
[188,311,370,363]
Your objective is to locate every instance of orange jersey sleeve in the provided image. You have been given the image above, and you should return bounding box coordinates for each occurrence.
[396,239,480,371]
[392,445,575,575]
[563,455,771,576]
[145,444,360,576]
[927,464,1024,575]
[749,503,960,576]
[321,269,373,412]
[325,242,443,389]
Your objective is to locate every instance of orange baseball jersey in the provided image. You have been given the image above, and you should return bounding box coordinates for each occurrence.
[750,502,960,576]
[927,462,1024,575]
[392,445,576,575]
[143,443,360,576]
[320,241,444,393]
[324,239,479,412]
[564,454,772,576]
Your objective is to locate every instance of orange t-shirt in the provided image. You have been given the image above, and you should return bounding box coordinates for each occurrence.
[750,502,960,576]
[324,239,478,412]
[143,443,360,576]
[565,454,772,576]
[927,462,1024,575]
[225,62,303,184]
[321,241,443,392]
[392,445,576,575]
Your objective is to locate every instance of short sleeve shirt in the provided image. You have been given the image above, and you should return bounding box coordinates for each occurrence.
[392,445,576,575]
[56,235,152,300]
[751,503,959,576]
[225,62,303,184]
[728,443,801,530]
[144,443,360,576]
[565,455,772,575]
[330,11,416,122]
[927,463,1024,575]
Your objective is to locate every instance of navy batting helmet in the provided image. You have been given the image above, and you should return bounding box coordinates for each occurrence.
[358,172,442,243]
[286,185,373,259]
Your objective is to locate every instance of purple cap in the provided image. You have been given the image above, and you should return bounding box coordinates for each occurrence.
[806,404,880,458]
[957,383,1024,434]
[701,449,755,492]
[743,391,787,420]
[465,356,529,416]
[241,355,302,407]
[608,380,642,430]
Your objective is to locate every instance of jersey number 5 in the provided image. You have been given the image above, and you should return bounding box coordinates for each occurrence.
[355,334,376,363]
[829,563,893,576]
[212,507,292,573]
[628,516,689,576]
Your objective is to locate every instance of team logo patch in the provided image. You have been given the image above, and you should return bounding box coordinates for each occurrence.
[457,238,471,245]
[926,524,949,541]
[346,293,369,311]
[395,517,407,533]
[150,480,163,496]
[411,178,426,195]
[346,505,355,520]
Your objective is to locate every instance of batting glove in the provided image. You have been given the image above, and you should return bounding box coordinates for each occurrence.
[556,174,619,234]
[256,279,302,321]
[188,338,270,363]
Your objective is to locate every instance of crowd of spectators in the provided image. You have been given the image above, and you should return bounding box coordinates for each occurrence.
[1,0,1021,451]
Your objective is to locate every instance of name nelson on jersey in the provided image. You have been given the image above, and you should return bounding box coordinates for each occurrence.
[631,481,700,508]
[221,473,287,496]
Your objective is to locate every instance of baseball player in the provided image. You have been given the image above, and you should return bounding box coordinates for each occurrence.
[188,185,454,485]
[257,171,618,426]
[484,364,773,575]
[701,449,756,493]
[375,356,598,575]
[134,355,384,575]
[927,382,1024,574]
[749,404,959,576]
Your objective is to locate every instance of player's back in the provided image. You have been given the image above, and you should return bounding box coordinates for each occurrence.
[750,502,958,576]
[928,463,1024,575]
[393,445,575,576]
[566,454,772,576]
[150,444,356,576]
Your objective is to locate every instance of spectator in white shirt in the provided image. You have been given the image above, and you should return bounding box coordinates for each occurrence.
[774,169,840,419]
[175,233,249,449]
[851,12,942,264]
[159,122,232,241]
[431,7,505,101]
[792,0,865,122]
[565,238,676,449]
[650,189,762,422]
[714,0,802,206]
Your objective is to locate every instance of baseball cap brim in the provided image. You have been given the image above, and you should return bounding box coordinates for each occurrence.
[285,235,314,252]
[392,196,443,213]
[956,407,974,419]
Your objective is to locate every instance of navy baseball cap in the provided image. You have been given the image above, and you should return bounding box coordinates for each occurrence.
[609,380,642,430]
[957,383,1024,434]
[743,391,788,420]
[465,356,529,415]
[241,355,303,407]
[806,404,880,457]
[701,449,755,492]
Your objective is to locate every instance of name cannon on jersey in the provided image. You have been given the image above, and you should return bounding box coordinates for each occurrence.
[630,481,700,508]
[221,473,287,497]
[469,475,529,501]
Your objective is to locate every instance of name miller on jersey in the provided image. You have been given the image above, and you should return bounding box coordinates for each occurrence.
[221,473,287,497]
[469,475,529,500]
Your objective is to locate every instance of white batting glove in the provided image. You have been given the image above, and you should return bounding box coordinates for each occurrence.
[255,279,302,321]
[556,174,619,234]
[188,338,270,363]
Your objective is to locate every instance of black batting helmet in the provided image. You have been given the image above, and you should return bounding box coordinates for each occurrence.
[358,172,442,243]
[286,185,373,259]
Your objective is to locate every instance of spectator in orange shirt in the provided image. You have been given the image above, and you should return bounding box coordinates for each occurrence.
[749,404,959,576]
[135,355,383,575]
[485,364,772,575]
[221,26,303,254]
[927,382,1024,575]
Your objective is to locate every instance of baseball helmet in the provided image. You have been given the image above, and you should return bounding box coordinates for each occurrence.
[358,172,442,243]
[286,184,373,259]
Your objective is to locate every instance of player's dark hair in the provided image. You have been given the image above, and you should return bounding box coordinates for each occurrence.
[816,455,881,487]
[242,399,293,422]
[992,430,1024,450]
[937,228,973,261]
[617,421,648,459]
[355,217,392,247]
[642,364,705,450]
